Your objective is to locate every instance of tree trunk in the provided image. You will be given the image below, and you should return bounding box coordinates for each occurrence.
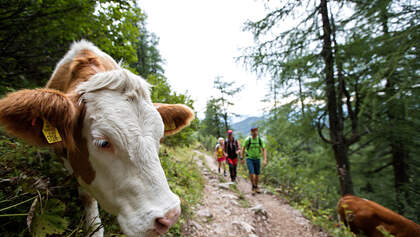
[223,112,229,132]
[391,141,409,213]
[298,75,305,116]
[386,78,410,213]
[320,0,354,195]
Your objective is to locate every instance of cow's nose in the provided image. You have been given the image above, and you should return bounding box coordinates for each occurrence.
[154,208,181,235]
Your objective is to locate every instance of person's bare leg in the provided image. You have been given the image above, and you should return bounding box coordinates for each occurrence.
[255,175,260,193]
[249,174,254,186]
[254,174,258,187]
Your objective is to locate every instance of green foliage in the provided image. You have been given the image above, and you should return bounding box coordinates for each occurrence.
[213,76,242,132]
[131,22,165,78]
[0,0,143,92]
[0,131,85,236]
[199,76,243,139]
[200,98,224,138]
[30,199,69,237]
[195,133,217,152]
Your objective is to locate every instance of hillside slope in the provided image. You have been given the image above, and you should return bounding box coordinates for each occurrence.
[231,116,262,136]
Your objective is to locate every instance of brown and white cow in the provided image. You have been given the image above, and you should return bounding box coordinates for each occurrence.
[0,40,194,237]
[338,195,420,237]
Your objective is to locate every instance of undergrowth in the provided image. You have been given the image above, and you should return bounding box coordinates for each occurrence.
[260,156,355,236]
[160,146,204,236]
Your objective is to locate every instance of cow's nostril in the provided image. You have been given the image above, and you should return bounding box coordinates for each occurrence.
[154,208,180,234]
[154,217,171,234]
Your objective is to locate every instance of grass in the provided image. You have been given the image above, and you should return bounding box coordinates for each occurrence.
[156,145,205,236]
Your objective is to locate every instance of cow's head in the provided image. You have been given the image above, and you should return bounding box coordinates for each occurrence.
[0,41,194,236]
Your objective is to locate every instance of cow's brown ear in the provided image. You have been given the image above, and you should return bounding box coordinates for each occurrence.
[0,89,78,149]
[154,103,195,136]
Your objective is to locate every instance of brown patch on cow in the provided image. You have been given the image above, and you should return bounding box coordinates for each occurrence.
[46,61,72,91]
[0,89,78,150]
[47,49,118,93]
[67,104,95,184]
[79,189,95,207]
[154,103,195,136]
[338,195,420,237]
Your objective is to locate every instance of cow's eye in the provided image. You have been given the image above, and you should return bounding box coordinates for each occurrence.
[94,139,111,149]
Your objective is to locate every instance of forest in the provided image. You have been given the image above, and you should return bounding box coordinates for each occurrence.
[0,0,419,236]
[200,0,419,234]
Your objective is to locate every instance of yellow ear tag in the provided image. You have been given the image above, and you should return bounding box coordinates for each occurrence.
[42,118,62,144]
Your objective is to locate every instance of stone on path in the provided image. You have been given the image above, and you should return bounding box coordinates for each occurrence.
[232,220,255,233]
[250,204,267,216]
[221,193,237,199]
[217,182,235,190]
[190,220,202,230]
[197,209,213,218]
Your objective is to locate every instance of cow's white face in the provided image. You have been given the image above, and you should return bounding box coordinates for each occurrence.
[76,69,180,236]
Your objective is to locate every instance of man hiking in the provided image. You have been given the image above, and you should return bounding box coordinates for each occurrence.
[225,130,241,182]
[214,137,227,176]
[241,127,267,194]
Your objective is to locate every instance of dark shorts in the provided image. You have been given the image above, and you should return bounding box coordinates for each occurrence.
[246,158,261,175]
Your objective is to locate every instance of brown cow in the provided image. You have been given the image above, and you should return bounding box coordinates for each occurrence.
[338,195,420,237]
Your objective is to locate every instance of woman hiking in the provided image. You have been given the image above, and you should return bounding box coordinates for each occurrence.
[214,137,227,176]
[225,130,241,182]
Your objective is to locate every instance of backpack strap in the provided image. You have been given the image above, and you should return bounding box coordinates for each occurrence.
[247,136,263,150]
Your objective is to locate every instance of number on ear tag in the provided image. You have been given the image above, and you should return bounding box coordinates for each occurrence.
[42,118,62,143]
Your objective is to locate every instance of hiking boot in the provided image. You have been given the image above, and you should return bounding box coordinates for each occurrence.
[255,186,261,194]
[224,171,227,176]
[218,168,220,173]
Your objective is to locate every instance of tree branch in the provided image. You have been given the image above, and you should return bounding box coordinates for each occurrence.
[368,161,392,174]
[317,112,334,144]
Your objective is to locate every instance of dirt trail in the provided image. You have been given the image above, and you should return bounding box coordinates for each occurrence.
[183,150,329,237]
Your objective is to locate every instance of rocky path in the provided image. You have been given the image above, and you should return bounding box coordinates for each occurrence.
[182,150,329,237]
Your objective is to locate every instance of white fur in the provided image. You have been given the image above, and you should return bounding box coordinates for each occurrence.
[76,68,180,237]
[78,187,104,237]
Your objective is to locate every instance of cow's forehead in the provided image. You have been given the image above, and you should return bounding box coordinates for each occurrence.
[76,68,151,103]
[83,90,164,144]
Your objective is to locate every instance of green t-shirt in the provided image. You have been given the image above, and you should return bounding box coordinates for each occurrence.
[243,136,265,159]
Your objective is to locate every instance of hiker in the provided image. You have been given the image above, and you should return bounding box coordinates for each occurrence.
[224,130,241,182]
[241,127,267,194]
[214,137,227,176]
